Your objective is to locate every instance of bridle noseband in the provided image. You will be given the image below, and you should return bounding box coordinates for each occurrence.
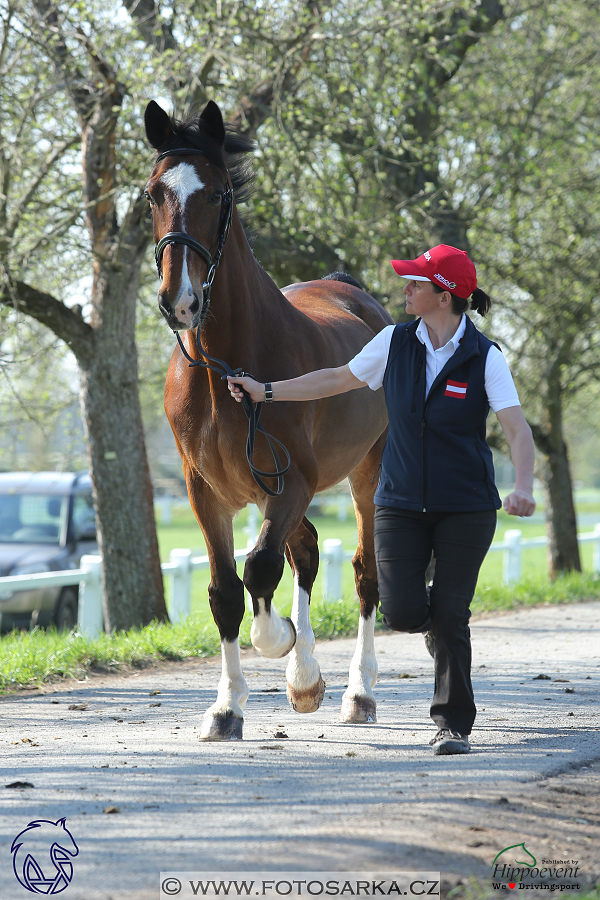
[152,146,290,497]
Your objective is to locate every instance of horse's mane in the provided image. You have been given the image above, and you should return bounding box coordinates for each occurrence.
[322,272,364,290]
[159,113,254,204]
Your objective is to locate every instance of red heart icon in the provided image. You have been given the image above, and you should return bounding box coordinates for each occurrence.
[509,884,516,890]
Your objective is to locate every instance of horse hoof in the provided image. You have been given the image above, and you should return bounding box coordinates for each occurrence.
[339,695,377,724]
[199,710,243,741]
[287,675,325,713]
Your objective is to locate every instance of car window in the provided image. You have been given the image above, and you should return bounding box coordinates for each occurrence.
[0,494,67,544]
[72,493,96,540]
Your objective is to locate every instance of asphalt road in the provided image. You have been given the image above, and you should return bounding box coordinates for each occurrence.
[1,602,599,900]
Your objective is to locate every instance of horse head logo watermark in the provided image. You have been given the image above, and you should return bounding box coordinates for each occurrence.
[493,843,537,869]
[11,817,79,894]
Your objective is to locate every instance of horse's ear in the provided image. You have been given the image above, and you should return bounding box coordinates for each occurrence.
[198,101,225,145]
[145,100,173,149]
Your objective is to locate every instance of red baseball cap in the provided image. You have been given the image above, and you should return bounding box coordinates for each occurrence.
[391,244,477,300]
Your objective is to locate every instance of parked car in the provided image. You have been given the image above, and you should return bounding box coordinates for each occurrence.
[0,472,97,632]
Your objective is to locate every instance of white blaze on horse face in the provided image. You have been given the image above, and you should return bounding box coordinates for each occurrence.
[285,579,321,692]
[160,163,205,326]
[251,598,296,658]
[343,608,378,700]
[160,162,205,215]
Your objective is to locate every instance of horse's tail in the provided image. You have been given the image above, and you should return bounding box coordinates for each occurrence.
[321,271,363,290]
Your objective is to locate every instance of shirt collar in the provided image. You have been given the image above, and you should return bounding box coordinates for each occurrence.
[416,314,466,353]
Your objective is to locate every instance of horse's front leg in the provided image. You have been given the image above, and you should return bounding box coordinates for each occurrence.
[246,511,324,712]
[245,512,296,660]
[245,485,323,713]
[185,469,248,740]
[203,565,249,740]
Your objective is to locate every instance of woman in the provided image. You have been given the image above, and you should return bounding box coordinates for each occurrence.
[228,244,535,756]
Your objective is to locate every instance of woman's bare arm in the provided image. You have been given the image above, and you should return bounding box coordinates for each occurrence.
[496,405,536,517]
[227,365,366,404]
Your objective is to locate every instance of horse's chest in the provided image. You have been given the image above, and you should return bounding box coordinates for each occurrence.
[169,403,247,490]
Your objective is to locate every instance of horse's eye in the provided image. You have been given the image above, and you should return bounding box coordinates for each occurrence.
[144,191,154,206]
[209,192,223,205]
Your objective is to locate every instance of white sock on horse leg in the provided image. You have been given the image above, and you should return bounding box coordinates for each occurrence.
[286,578,321,691]
[251,597,295,658]
[208,638,249,719]
[345,608,378,699]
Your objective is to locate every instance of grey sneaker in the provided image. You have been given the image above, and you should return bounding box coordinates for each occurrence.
[424,630,435,659]
[429,729,471,755]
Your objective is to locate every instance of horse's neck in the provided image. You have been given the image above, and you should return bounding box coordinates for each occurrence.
[201,214,290,365]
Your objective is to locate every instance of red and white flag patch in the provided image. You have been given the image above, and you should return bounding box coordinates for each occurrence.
[445,379,468,398]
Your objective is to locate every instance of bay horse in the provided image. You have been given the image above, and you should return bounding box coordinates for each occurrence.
[144,99,393,740]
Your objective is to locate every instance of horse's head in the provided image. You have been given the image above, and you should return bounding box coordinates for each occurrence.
[144,99,233,331]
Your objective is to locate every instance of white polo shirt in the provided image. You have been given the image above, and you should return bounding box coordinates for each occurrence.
[348,316,520,414]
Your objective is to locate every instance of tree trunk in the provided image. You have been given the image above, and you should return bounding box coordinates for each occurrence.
[531,384,581,578]
[78,265,167,631]
[540,438,581,578]
[79,367,165,631]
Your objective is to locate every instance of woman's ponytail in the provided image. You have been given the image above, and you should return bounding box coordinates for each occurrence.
[432,282,492,317]
[470,287,492,317]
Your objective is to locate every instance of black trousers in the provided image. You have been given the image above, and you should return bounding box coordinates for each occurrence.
[374,506,497,735]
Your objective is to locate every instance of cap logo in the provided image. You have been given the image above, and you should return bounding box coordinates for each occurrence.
[434,272,457,290]
[424,251,431,261]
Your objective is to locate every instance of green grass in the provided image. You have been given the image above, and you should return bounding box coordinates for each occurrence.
[1,492,600,691]
[0,595,363,691]
[472,570,600,615]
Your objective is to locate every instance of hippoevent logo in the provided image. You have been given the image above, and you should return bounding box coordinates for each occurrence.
[491,843,581,891]
[433,272,457,290]
[11,817,79,894]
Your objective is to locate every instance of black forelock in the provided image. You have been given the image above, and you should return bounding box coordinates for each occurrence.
[156,112,254,204]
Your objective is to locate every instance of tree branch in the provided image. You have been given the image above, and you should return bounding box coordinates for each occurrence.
[0,279,93,363]
[123,0,177,53]
[228,1,331,139]
[31,0,95,123]
[5,137,80,239]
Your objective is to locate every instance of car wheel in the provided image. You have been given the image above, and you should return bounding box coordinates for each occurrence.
[54,588,78,631]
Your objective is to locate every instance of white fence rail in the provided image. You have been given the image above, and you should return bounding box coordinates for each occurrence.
[1,517,599,640]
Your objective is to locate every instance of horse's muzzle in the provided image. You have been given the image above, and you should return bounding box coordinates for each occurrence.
[159,298,187,331]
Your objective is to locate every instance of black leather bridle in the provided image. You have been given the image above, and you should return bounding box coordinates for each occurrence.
[152,146,290,497]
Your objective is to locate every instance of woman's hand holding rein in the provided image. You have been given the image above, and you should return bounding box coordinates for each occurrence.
[227,374,265,404]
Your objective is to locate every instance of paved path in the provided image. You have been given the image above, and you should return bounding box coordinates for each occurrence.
[1,602,599,900]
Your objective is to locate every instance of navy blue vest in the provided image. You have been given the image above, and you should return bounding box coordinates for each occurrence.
[374,316,502,512]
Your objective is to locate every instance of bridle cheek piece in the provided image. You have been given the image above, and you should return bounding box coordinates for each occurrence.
[152,146,290,497]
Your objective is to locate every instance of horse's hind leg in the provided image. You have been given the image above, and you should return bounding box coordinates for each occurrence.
[340,434,386,724]
[284,517,325,713]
